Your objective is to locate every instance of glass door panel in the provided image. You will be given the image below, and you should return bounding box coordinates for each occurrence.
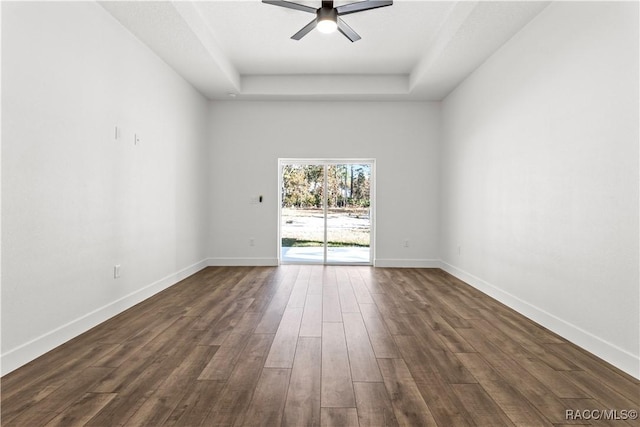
[326,164,371,263]
[281,164,325,263]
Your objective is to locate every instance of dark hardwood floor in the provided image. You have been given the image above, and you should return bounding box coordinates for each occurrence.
[1,266,638,426]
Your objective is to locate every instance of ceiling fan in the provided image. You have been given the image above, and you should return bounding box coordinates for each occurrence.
[262,0,393,42]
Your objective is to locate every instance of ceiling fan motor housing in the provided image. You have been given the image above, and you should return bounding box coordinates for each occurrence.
[317,6,338,23]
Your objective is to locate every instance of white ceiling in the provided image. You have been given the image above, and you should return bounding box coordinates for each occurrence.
[100,0,550,101]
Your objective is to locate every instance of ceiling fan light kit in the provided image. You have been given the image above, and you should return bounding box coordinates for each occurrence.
[317,8,338,34]
[263,0,393,42]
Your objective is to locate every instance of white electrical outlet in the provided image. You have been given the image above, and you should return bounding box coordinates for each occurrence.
[114,264,121,279]
[249,238,255,247]
[134,133,140,145]
[403,239,409,248]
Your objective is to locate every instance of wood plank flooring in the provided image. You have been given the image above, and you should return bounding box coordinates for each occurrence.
[2,266,638,426]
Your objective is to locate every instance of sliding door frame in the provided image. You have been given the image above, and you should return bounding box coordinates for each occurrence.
[278,158,376,266]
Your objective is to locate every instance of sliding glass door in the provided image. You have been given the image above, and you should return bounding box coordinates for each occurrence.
[279,160,374,265]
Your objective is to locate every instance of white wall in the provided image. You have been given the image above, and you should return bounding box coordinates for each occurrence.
[440,2,639,377]
[207,101,440,267]
[1,2,210,375]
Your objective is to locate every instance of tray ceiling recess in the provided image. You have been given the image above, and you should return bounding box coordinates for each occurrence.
[100,1,550,100]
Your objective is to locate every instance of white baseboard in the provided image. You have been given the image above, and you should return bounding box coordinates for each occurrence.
[1,259,208,376]
[439,260,640,380]
[207,257,279,267]
[375,259,441,268]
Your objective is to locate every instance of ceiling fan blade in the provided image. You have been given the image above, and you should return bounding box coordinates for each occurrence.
[337,17,361,42]
[262,0,317,14]
[291,18,318,40]
[336,0,393,16]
